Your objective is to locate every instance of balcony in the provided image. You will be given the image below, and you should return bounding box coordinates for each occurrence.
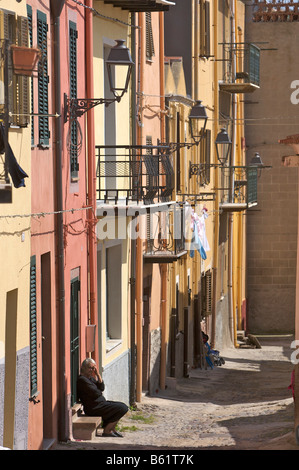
[217,166,258,211]
[96,144,174,204]
[219,43,260,94]
[103,0,175,12]
[144,204,187,263]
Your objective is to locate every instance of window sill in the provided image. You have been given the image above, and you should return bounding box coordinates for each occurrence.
[106,339,122,355]
[37,144,50,150]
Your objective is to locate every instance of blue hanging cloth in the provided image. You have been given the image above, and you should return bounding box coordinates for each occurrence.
[190,220,207,260]
[0,123,28,188]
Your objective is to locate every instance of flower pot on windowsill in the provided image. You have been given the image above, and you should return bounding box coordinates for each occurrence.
[11,45,41,76]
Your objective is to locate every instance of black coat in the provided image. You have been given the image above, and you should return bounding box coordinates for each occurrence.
[76,375,128,427]
[77,375,106,415]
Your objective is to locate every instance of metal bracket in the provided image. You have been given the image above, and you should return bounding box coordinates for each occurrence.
[63,93,120,122]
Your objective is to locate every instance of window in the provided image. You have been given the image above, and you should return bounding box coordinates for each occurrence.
[106,244,122,349]
[0,9,30,127]
[30,256,38,397]
[145,12,155,61]
[37,10,49,147]
[199,0,211,58]
[69,21,79,179]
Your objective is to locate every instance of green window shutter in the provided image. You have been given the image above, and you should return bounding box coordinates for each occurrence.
[30,256,38,397]
[27,5,34,145]
[69,21,79,179]
[37,10,49,147]
[145,12,155,60]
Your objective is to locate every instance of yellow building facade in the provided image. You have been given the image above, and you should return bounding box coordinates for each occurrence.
[0,0,31,449]
[164,0,252,376]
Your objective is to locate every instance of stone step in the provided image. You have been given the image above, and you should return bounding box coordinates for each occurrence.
[72,416,102,441]
[72,403,83,417]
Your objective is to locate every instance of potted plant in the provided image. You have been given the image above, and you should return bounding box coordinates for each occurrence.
[10,44,41,76]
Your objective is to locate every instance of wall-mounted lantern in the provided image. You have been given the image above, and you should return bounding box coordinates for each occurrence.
[249,151,264,167]
[215,127,232,165]
[64,39,134,122]
[106,39,134,100]
[189,100,208,144]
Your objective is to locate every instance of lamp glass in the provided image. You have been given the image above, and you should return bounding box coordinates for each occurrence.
[106,39,134,99]
[215,128,231,165]
[189,100,208,143]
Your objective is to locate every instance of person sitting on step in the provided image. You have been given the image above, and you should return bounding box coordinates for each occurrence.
[77,358,128,437]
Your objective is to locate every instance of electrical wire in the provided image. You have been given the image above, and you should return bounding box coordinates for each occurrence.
[0,205,92,220]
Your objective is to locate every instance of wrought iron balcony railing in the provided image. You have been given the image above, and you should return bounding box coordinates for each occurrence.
[217,165,258,211]
[219,42,260,93]
[144,204,187,263]
[96,144,174,204]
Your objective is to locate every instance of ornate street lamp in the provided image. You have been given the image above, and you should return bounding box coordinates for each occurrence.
[249,151,264,167]
[106,39,134,100]
[189,100,208,144]
[215,127,232,165]
[64,39,134,122]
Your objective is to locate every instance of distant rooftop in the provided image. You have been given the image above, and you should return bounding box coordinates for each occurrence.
[253,0,299,22]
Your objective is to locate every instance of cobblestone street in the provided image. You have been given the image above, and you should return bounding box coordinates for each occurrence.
[54,335,299,451]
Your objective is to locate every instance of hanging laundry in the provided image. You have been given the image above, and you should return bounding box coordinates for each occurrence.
[0,123,28,188]
[198,207,210,253]
[190,209,207,260]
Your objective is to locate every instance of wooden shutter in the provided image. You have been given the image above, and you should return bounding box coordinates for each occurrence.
[17,16,30,127]
[69,21,79,178]
[199,1,211,58]
[37,10,49,146]
[30,256,38,397]
[0,12,30,127]
[201,270,212,318]
[204,1,211,58]
[27,5,34,143]
[145,12,155,60]
[200,129,211,185]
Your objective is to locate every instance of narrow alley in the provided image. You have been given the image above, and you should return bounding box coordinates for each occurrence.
[54,335,298,451]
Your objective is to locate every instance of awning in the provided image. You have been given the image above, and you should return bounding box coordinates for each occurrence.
[103,0,175,12]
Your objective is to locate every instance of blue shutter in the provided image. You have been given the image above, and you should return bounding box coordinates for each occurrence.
[249,44,260,87]
[30,256,38,397]
[37,10,49,147]
[69,21,79,179]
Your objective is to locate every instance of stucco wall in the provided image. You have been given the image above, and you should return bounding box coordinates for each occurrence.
[245,17,298,334]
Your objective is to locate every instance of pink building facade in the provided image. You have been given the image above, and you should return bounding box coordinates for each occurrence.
[28,0,89,449]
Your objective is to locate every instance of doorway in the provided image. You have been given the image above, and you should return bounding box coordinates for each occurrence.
[142,275,152,392]
[70,274,80,406]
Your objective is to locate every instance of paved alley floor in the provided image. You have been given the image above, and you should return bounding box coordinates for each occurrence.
[54,335,299,451]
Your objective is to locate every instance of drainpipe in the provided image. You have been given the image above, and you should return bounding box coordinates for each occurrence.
[228,0,238,347]
[211,1,219,349]
[159,11,167,391]
[50,0,67,442]
[135,12,145,402]
[130,12,137,406]
[85,0,99,366]
[236,24,243,332]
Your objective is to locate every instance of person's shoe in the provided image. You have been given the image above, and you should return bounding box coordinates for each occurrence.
[112,430,124,437]
[102,432,118,437]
